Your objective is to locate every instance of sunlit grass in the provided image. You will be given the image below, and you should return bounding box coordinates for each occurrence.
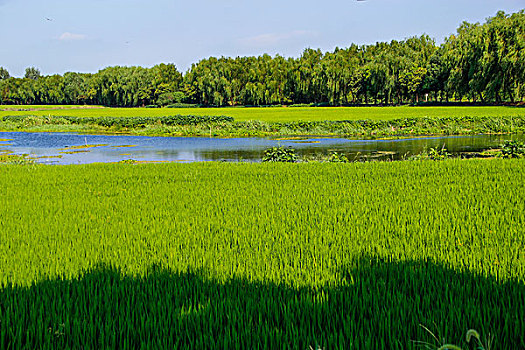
[1,159,524,348]
[1,105,524,122]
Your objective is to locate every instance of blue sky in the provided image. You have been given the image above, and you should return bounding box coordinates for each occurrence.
[0,0,523,76]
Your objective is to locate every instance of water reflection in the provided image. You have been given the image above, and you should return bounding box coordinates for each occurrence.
[0,132,523,164]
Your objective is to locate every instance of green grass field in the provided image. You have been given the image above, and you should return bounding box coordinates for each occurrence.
[1,105,524,122]
[1,159,524,348]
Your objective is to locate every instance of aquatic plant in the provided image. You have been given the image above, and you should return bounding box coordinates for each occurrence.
[500,140,525,158]
[262,146,298,162]
[327,151,349,163]
[428,146,450,161]
[0,153,34,164]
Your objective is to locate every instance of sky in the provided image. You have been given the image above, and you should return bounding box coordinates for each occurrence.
[0,0,524,77]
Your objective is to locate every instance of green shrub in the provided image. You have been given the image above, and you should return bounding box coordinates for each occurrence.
[288,103,314,108]
[156,92,187,106]
[165,103,199,108]
[2,115,234,127]
[311,102,331,107]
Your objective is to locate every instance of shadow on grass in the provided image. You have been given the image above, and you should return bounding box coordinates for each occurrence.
[1,257,523,349]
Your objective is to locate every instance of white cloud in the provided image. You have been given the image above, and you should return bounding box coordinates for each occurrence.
[59,32,87,41]
[239,30,317,47]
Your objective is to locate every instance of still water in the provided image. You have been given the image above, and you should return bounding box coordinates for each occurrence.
[0,132,523,164]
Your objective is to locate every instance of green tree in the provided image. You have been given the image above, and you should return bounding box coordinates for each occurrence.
[0,67,9,80]
[1,10,522,106]
[24,67,41,80]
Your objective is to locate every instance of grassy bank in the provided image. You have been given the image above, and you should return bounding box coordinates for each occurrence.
[1,160,524,348]
[1,105,525,137]
[2,114,525,137]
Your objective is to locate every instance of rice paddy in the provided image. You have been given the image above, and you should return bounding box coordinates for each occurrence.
[1,159,524,348]
[1,105,524,122]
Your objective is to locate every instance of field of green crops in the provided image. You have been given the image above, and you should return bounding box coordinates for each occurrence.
[1,159,524,349]
[1,105,524,122]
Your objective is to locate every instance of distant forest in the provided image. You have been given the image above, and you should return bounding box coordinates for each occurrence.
[1,11,524,107]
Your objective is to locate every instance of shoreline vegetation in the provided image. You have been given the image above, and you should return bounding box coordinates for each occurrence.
[1,113,525,138]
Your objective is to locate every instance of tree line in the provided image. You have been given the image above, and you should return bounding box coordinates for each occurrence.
[1,11,523,107]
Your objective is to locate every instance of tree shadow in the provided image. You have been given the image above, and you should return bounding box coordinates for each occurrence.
[1,257,524,349]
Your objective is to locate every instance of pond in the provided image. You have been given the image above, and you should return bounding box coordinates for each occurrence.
[0,132,523,164]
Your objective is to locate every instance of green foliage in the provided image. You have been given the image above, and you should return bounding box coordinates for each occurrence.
[288,103,314,107]
[410,146,451,161]
[2,113,525,138]
[399,66,428,102]
[327,151,349,163]
[2,106,524,122]
[500,140,525,158]
[165,103,199,108]
[416,326,492,350]
[2,114,234,128]
[118,159,138,164]
[443,11,525,103]
[24,67,41,81]
[428,146,450,160]
[0,160,524,348]
[0,153,34,165]
[1,11,524,106]
[156,91,187,106]
[0,67,9,80]
[262,146,298,162]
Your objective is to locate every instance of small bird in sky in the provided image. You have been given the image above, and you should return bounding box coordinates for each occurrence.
[45,17,53,21]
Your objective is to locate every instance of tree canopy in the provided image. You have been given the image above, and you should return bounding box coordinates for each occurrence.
[24,67,41,81]
[1,11,524,106]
